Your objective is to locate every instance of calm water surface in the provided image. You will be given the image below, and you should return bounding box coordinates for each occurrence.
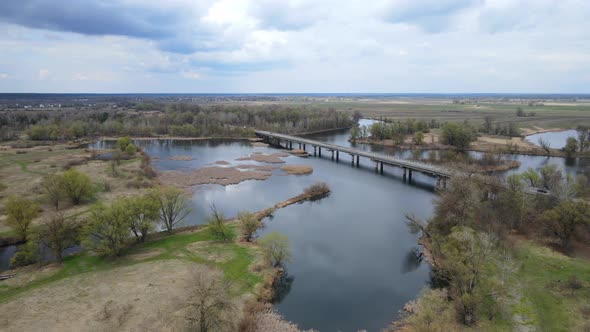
[1,125,587,331]
[525,129,577,149]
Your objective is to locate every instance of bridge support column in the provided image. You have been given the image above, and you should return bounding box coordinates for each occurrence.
[331,150,334,160]
[408,169,413,181]
[356,155,359,167]
[318,147,322,157]
[313,146,317,157]
[289,141,292,150]
[374,161,379,172]
[303,144,306,151]
[298,143,301,149]
[403,168,407,181]
[336,151,339,162]
[436,177,441,188]
[380,162,384,174]
[351,154,355,166]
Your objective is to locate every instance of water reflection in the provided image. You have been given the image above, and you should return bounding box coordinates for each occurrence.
[272,269,295,304]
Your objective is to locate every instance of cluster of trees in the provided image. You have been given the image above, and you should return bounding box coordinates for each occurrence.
[440,122,477,150]
[0,104,354,141]
[515,107,536,117]
[3,186,192,267]
[350,119,439,143]
[404,165,589,328]
[480,116,520,137]
[563,125,590,157]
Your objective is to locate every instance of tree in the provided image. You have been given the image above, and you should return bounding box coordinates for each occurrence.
[522,167,541,187]
[441,122,474,150]
[538,137,551,156]
[413,131,425,145]
[61,168,94,205]
[577,125,590,152]
[349,126,360,141]
[437,227,498,326]
[352,110,363,123]
[431,176,480,235]
[259,232,292,267]
[40,212,79,261]
[125,143,137,156]
[564,137,578,157]
[4,195,39,241]
[123,195,159,242]
[152,186,191,233]
[42,174,64,210]
[541,201,590,250]
[83,203,130,257]
[10,237,40,268]
[237,211,262,242]
[115,136,132,151]
[186,269,236,332]
[207,204,232,242]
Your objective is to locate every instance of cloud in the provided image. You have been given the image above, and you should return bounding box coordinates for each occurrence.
[0,1,589,93]
[0,73,8,79]
[379,0,484,32]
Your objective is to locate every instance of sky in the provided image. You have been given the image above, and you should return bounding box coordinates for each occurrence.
[0,0,589,93]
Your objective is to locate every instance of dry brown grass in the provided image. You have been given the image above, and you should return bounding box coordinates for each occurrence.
[280,165,313,175]
[236,152,290,163]
[159,166,272,187]
[0,260,216,331]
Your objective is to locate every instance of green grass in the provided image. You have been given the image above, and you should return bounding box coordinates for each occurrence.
[0,225,262,303]
[513,242,590,332]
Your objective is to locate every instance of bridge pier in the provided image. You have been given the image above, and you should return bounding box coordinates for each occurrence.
[350,154,355,166]
[313,146,317,157]
[356,155,360,167]
[303,143,306,151]
[318,147,322,157]
[331,150,334,160]
[408,169,413,181]
[289,141,293,150]
[403,168,407,181]
[298,143,301,149]
[336,151,339,162]
[380,162,384,174]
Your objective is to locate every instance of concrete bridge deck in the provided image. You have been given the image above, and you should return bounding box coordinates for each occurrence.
[255,130,452,183]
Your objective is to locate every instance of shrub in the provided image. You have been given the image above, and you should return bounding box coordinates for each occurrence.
[10,240,40,268]
[115,136,132,151]
[259,232,292,267]
[303,182,330,196]
[207,205,232,242]
[238,211,262,242]
[62,168,94,205]
[125,143,137,156]
[40,213,79,261]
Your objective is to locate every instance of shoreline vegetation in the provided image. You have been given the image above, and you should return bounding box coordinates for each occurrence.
[0,178,331,330]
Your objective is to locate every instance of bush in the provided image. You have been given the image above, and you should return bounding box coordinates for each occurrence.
[259,232,292,267]
[125,143,137,156]
[115,136,132,151]
[62,168,94,205]
[238,211,262,242]
[10,240,40,268]
[303,182,330,196]
[207,205,232,242]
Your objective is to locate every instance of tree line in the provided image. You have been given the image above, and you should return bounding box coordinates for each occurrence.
[0,104,353,141]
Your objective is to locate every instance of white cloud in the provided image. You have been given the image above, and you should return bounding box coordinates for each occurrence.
[0,0,589,92]
[0,73,8,79]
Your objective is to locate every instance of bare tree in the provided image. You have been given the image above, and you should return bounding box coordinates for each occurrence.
[186,270,236,332]
[207,204,231,242]
[237,211,262,242]
[40,212,78,262]
[538,137,551,157]
[152,186,192,233]
[42,174,63,210]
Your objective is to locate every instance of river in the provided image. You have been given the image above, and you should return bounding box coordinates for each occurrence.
[1,124,588,331]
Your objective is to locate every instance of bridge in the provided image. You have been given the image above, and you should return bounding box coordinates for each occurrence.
[255,130,551,195]
[255,130,452,187]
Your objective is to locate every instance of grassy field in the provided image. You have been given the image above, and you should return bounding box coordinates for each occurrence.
[512,241,590,332]
[0,224,266,330]
[269,98,590,131]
